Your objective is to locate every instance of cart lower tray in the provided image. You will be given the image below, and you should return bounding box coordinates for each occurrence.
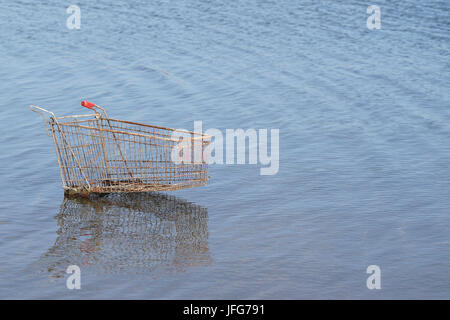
[65,181,207,196]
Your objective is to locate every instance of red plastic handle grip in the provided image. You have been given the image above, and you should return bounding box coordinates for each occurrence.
[81,100,96,109]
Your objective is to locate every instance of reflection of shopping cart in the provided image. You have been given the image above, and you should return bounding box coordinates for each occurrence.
[35,193,211,276]
[31,101,210,195]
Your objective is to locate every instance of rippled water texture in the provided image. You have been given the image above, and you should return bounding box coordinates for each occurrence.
[0,1,449,298]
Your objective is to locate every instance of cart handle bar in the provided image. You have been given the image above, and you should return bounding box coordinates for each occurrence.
[30,105,56,118]
[81,100,95,109]
[30,105,57,136]
[81,100,109,117]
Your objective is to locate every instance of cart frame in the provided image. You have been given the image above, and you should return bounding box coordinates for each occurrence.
[30,102,210,196]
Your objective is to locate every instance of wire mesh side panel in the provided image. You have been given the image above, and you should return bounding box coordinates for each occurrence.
[51,117,209,193]
[50,118,109,190]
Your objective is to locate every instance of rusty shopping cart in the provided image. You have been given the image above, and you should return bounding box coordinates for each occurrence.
[30,101,210,196]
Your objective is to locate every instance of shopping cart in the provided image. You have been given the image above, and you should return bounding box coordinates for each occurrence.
[30,101,211,196]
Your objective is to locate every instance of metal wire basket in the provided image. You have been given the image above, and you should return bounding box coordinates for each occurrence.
[30,101,210,196]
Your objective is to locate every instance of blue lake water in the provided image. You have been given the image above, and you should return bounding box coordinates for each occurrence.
[0,0,449,298]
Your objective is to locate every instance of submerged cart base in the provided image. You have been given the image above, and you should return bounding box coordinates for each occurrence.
[64,182,208,197]
[31,101,210,196]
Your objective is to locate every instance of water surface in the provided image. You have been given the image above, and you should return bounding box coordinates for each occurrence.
[0,0,449,298]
